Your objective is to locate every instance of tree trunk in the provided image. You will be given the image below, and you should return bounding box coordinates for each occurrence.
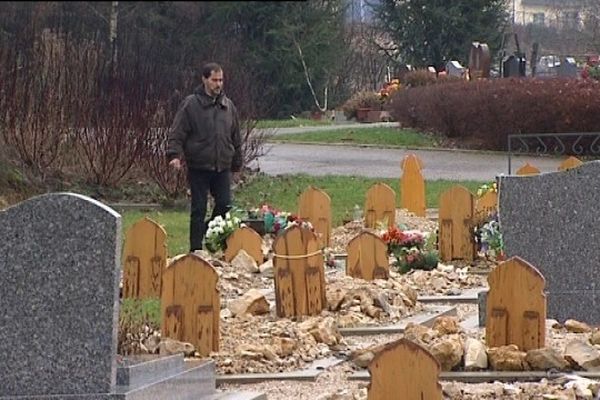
[109,1,118,75]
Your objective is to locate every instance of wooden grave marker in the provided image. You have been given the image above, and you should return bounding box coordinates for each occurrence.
[438,185,476,262]
[558,156,583,171]
[474,190,498,226]
[161,253,220,356]
[224,226,263,265]
[516,163,540,176]
[367,338,442,400]
[298,186,332,248]
[122,217,167,299]
[486,256,546,352]
[346,232,389,280]
[400,154,426,217]
[364,183,396,229]
[272,225,326,317]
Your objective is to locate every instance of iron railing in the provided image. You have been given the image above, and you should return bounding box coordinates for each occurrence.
[507,132,600,174]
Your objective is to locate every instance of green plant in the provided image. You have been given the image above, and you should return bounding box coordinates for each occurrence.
[120,298,161,326]
[341,90,383,119]
[204,211,243,253]
[380,226,438,274]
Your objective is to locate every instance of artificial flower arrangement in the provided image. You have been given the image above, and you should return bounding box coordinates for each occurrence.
[204,211,243,253]
[380,226,439,273]
[476,181,498,198]
[247,204,314,235]
[474,212,504,260]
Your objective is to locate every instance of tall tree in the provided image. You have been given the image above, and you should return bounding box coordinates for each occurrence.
[370,0,510,70]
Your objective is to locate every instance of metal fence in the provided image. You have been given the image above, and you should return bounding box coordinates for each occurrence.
[507,132,600,174]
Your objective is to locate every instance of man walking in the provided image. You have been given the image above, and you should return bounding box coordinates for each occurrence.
[167,62,242,252]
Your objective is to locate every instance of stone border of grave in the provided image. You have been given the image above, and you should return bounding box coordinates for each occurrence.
[214,306,456,384]
[348,370,600,383]
[216,357,343,385]
[417,287,488,304]
[338,305,456,336]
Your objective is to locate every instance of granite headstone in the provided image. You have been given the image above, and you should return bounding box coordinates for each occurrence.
[558,57,578,78]
[0,193,122,398]
[499,161,600,323]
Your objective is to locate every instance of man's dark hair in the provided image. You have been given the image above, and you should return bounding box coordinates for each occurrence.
[201,62,222,79]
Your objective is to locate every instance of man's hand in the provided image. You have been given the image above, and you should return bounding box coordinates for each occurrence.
[232,171,242,183]
[169,158,182,170]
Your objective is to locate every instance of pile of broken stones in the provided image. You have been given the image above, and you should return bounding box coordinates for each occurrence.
[349,316,600,398]
[119,211,498,377]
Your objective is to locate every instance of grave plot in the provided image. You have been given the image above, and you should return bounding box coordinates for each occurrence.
[347,257,600,395]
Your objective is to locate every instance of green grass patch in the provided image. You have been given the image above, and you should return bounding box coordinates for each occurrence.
[120,298,161,327]
[270,127,438,147]
[122,174,484,257]
[255,118,333,129]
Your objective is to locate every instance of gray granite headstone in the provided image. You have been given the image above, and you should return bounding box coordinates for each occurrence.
[0,193,122,398]
[446,60,465,77]
[558,57,578,78]
[499,161,600,323]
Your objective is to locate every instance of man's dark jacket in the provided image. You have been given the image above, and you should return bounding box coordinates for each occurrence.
[166,86,242,172]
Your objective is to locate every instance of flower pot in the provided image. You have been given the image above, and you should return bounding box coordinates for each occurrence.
[366,110,383,123]
[242,219,265,236]
[356,108,371,122]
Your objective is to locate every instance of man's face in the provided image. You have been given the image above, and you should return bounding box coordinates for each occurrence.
[203,69,223,97]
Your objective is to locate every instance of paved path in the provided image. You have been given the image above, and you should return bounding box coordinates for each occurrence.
[254,143,565,181]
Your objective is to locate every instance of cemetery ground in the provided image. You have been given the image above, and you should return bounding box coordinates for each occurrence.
[116,161,600,399]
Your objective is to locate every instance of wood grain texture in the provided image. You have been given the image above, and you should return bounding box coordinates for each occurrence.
[438,185,475,262]
[516,163,540,176]
[346,232,389,280]
[298,186,332,248]
[558,156,583,171]
[273,225,326,317]
[224,226,264,264]
[368,338,442,400]
[160,254,220,356]
[364,183,396,229]
[486,256,546,351]
[122,217,167,299]
[400,154,426,217]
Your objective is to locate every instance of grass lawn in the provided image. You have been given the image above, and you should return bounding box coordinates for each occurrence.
[122,174,485,257]
[270,127,438,148]
[255,118,333,129]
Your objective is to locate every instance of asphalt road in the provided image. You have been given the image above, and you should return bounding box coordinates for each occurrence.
[253,143,565,181]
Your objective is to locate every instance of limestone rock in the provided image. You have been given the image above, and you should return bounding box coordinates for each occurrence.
[565,319,592,333]
[273,337,297,357]
[327,288,347,311]
[258,259,274,277]
[432,316,460,335]
[590,329,600,345]
[564,340,600,371]
[429,334,463,371]
[231,250,259,273]
[464,337,488,370]
[309,317,342,346]
[228,288,270,316]
[526,347,568,371]
[142,334,161,354]
[403,322,437,346]
[159,338,195,356]
[487,345,528,371]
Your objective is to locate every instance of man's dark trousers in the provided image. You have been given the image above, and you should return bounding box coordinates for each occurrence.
[188,168,232,252]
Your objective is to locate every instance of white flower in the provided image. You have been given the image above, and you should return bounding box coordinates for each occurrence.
[226,220,233,228]
[214,216,223,223]
[208,220,216,228]
[225,212,231,220]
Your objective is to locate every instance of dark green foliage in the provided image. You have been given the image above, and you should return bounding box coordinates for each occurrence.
[370,0,509,70]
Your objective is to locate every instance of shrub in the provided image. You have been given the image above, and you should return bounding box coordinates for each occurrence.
[402,69,438,87]
[341,90,383,119]
[389,77,600,151]
[118,298,161,355]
